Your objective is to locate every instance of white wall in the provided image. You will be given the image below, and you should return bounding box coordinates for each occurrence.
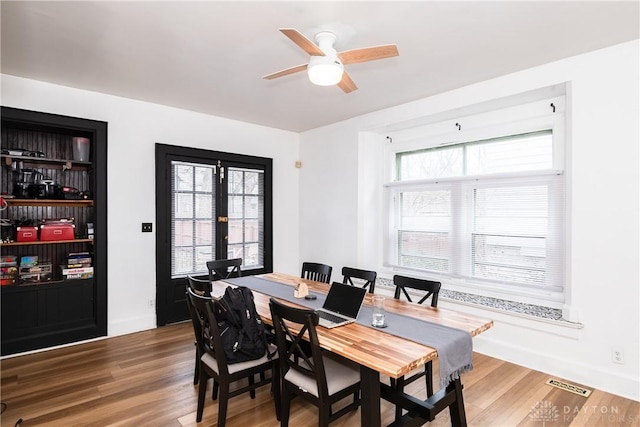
[1,74,301,335]
[2,39,638,401]
[299,40,639,400]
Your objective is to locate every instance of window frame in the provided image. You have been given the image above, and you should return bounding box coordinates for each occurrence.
[383,96,566,305]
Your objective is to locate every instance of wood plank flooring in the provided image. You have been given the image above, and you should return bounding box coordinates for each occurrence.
[1,321,638,426]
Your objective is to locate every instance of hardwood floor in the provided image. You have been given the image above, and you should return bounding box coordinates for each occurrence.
[1,322,638,426]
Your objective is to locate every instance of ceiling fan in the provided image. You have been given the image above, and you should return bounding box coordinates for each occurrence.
[263,28,399,93]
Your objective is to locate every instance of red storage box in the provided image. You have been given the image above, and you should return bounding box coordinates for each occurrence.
[16,226,39,242]
[40,223,75,241]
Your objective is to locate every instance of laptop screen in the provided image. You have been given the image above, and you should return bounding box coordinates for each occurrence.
[322,282,367,318]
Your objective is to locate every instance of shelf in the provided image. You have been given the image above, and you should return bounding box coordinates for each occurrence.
[4,199,93,207]
[2,154,91,171]
[1,277,93,290]
[1,238,93,247]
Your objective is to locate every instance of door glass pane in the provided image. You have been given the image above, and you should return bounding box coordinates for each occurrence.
[194,166,213,192]
[195,194,212,219]
[174,193,193,218]
[228,244,243,260]
[245,195,259,218]
[174,164,193,191]
[228,219,243,244]
[173,247,194,275]
[228,195,243,219]
[171,161,216,277]
[173,220,193,246]
[229,170,243,193]
[244,219,259,241]
[195,246,214,271]
[244,172,259,194]
[227,167,265,270]
[244,243,259,266]
[194,220,213,245]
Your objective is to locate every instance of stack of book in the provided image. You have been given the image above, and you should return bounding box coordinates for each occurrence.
[61,251,93,280]
[1,255,18,285]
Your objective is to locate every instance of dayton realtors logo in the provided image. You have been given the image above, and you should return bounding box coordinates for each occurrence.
[529,400,559,426]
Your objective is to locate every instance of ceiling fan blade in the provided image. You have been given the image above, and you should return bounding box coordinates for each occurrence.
[337,44,399,65]
[263,64,308,80]
[280,28,325,56]
[337,71,358,93]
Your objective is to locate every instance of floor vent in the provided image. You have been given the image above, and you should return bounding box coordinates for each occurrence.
[545,378,592,397]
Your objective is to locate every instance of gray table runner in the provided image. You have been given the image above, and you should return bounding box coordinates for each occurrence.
[224,276,473,388]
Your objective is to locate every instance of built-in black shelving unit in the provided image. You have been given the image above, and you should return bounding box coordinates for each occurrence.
[1,106,107,355]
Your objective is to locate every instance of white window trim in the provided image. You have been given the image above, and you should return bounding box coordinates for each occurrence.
[382,95,567,309]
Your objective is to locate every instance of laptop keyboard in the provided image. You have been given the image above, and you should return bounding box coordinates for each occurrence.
[317,310,347,324]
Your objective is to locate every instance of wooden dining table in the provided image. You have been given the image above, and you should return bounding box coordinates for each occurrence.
[217,272,493,427]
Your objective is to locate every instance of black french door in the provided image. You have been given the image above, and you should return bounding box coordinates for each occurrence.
[155,144,272,325]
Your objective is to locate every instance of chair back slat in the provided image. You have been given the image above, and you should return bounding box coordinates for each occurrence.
[301,262,332,284]
[341,266,377,293]
[187,275,212,295]
[207,258,242,282]
[393,275,441,307]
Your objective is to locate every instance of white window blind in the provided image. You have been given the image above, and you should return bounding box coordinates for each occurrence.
[387,128,565,299]
[171,161,216,277]
[227,167,265,270]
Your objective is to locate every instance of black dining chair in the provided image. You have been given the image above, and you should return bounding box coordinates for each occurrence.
[269,297,360,427]
[300,262,332,284]
[207,258,242,282]
[391,274,442,420]
[186,288,280,426]
[341,266,377,293]
[186,275,213,385]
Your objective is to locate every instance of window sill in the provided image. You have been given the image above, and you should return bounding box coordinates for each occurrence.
[376,278,581,327]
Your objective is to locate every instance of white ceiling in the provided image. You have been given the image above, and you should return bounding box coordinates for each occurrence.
[1,1,638,132]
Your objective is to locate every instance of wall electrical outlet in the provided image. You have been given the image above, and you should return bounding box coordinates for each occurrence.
[141,222,153,232]
[612,348,625,364]
[148,299,154,309]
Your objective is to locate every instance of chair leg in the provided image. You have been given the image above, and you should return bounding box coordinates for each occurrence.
[217,382,230,427]
[196,369,208,422]
[193,343,199,385]
[319,400,330,427]
[272,363,281,421]
[212,380,219,400]
[425,361,434,397]
[249,374,256,399]
[394,376,405,422]
[281,389,291,427]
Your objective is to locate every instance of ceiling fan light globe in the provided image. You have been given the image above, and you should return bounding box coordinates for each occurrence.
[308,63,344,86]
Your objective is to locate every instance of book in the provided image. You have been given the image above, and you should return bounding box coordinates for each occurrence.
[60,266,94,275]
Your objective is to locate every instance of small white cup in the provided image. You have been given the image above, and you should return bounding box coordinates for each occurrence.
[372,295,386,327]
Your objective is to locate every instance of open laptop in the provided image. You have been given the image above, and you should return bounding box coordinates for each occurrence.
[316,282,367,328]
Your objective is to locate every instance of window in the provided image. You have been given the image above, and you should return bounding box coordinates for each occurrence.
[227,167,265,269]
[168,160,270,278]
[385,100,565,303]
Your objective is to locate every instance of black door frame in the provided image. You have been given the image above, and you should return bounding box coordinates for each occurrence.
[155,143,273,326]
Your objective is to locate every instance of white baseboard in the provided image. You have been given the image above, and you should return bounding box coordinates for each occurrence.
[108,314,157,337]
[474,334,640,402]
